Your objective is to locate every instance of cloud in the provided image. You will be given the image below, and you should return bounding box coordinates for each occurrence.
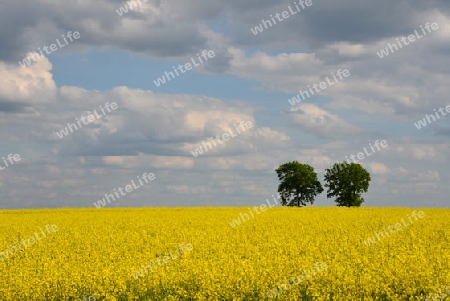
[367,162,389,175]
[1,0,450,209]
[0,54,56,107]
[286,104,363,139]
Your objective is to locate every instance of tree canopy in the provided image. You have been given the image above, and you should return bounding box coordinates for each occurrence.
[324,162,371,207]
[275,161,323,206]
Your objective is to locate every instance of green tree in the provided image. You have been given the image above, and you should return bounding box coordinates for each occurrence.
[324,162,371,207]
[275,161,323,207]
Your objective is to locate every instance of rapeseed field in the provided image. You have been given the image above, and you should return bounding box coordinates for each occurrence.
[0,207,449,300]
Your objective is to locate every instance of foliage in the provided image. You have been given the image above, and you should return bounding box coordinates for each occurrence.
[324,162,371,207]
[275,161,324,207]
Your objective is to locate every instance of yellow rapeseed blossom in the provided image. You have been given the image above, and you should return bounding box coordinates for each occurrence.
[0,207,448,300]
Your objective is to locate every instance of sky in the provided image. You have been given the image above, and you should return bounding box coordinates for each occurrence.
[0,0,449,209]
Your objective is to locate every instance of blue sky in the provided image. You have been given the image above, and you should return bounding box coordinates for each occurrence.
[0,0,449,208]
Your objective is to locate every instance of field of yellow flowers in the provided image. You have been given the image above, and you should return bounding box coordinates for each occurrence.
[0,207,449,300]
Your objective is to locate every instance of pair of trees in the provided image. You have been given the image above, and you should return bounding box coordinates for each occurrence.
[275,161,371,207]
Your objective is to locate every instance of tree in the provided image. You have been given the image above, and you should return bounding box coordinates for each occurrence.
[275,161,323,207]
[324,162,371,207]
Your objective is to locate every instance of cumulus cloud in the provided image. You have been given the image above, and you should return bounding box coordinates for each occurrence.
[367,162,389,175]
[286,104,363,139]
[0,54,56,108]
[1,0,450,208]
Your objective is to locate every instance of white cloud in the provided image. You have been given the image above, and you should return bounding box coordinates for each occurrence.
[286,104,363,139]
[367,162,389,174]
[0,54,56,104]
